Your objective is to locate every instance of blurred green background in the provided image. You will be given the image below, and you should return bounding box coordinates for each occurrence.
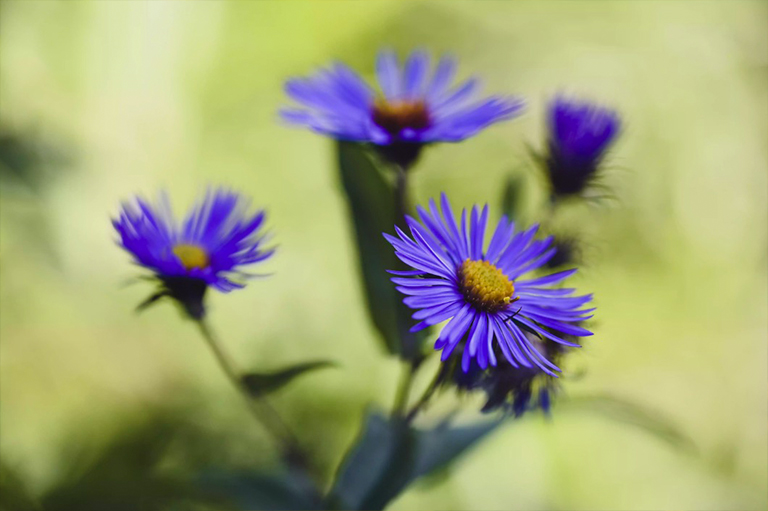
[1,1,766,509]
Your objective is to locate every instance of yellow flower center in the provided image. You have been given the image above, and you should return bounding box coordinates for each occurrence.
[172,244,210,271]
[371,99,431,135]
[458,259,516,313]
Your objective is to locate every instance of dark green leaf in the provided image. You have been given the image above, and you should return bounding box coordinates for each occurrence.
[0,132,43,191]
[200,470,321,511]
[328,411,503,510]
[241,361,336,396]
[500,172,525,220]
[0,130,69,268]
[335,141,426,359]
[0,463,40,511]
[327,412,413,510]
[412,417,503,479]
[561,394,696,453]
[0,129,71,193]
[40,415,199,511]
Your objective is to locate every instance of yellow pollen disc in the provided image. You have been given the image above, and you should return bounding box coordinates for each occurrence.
[172,244,210,271]
[458,259,516,312]
[371,99,431,135]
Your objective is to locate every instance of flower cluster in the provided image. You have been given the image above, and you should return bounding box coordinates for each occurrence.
[114,49,616,420]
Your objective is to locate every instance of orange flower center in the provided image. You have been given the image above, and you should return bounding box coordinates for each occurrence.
[371,99,431,136]
[458,259,516,312]
[172,244,210,270]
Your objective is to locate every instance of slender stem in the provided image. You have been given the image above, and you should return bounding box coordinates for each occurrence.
[392,360,415,417]
[390,162,419,419]
[194,319,305,464]
[393,163,409,228]
[405,365,443,423]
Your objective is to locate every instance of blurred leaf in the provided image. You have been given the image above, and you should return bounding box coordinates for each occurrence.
[0,132,41,191]
[9,404,320,511]
[335,141,426,359]
[241,360,337,396]
[328,411,502,510]
[0,128,70,193]
[201,470,321,510]
[40,414,203,511]
[0,463,40,511]
[411,417,503,480]
[0,128,72,269]
[327,412,414,511]
[500,173,525,220]
[561,394,696,453]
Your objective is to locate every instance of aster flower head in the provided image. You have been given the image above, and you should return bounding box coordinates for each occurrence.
[543,96,621,197]
[384,193,593,375]
[113,187,274,318]
[281,49,525,168]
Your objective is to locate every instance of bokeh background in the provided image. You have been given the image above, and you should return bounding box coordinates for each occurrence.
[1,1,766,510]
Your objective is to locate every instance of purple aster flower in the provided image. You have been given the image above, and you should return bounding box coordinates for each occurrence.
[281,49,524,167]
[544,96,621,197]
[384,193,593,375]
[113,188,274,318]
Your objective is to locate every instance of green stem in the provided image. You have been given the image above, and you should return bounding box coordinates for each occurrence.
[392,361,415,417]
[393,163,409,228]
[194,319,306,465]
[405,365,443,423]
[390,162,419,418]
[539,193,558,232]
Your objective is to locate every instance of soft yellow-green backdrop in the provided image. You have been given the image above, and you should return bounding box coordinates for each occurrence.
[1,1,766,510]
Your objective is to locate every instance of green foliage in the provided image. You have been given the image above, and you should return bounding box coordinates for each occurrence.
[241,361,337,396]
[0,463,40,511]
[335,141,427,360]
[0,128,70,193]
[411,417,503,479]
[200,470,321,510]
[0,131,45,192]
[327,411,503,510]
[38,415,203,511]
[0,408,326,511]
[500,173,526,220]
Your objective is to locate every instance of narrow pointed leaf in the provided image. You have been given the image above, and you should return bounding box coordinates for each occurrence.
[241,361,336,396]
[200,470,321,510]
[500,173,525,220]
[412,417,503,479]
[327,412,413,510]
[336,141,427,359]
[561,393,696,452]
[328,411,503,510]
